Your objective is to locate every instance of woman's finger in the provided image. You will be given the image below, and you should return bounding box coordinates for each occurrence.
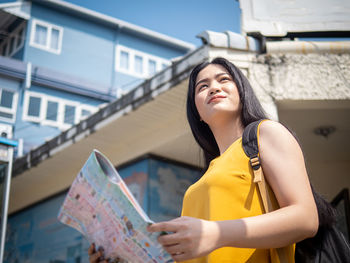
[163,243,182,254]
[171,251,188,262]
[147,221,178,233]
[158,232,181,246]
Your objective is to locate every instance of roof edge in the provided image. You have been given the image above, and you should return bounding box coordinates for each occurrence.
[30,0,196,51]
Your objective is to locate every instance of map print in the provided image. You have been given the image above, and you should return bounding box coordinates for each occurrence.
[58,150,173,263]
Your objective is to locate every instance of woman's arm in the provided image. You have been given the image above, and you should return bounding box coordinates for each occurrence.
[148,120,318,261]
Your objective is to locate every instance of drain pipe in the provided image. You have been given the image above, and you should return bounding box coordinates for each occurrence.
[196,30,350,54]
[266,40,350,54]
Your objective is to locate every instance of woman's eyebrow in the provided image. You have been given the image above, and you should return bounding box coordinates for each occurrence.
[215,72,229,78]
[195,78,209,88]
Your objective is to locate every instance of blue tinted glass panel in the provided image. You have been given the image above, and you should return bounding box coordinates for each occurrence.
[148,60,156,76]
[28,96,41,117]
[46,101,58,121]
[0,90,14,108]
[34,24,47,46]
[134,55,143,74]
[120,51,129,70]
[50,28,59,50]
[64,105,76,124]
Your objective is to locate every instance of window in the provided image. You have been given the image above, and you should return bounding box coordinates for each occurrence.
[148,59,157,75]
[64,105,76,125]
[46,101,58,121]
[0,22,26,57]
[23,91,97,130]
[115,45,170,78]
[34,24,47,46]
[120,51,129,70]
[50,28,60,50]
[0,88,18,122]
[30,19,63,54]
[27,96,41,117]
[0,90,14,108]
[134,55,143,74]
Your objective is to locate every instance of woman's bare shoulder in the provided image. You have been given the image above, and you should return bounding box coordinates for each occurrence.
[259,120,299,150]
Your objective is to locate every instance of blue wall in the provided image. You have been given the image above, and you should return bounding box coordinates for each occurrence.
[24,3,187,91]
[25,4,115,87]
[5,156,201,262]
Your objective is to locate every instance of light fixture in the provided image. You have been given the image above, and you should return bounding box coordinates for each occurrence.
[314,126,336,138]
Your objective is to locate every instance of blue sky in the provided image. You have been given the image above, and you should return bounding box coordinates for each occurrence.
[1,0,241,46]
[65,0,241,46]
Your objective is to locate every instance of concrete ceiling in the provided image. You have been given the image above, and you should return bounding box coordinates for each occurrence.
[277,100,350,163]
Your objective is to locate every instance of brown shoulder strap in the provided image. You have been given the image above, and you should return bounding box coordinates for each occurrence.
[245,121,292,263]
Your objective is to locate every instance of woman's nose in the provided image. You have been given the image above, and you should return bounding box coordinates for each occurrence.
[209,88,221,95]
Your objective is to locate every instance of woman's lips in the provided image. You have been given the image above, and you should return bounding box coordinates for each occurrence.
[208,95,226,104]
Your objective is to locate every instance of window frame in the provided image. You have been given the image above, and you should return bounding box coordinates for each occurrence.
[29,19,63,54]
[0,88,18,123]
[115,45,170,78]
[23,91,97,130]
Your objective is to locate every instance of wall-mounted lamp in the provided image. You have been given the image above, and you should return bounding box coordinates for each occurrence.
[314,125,336,138]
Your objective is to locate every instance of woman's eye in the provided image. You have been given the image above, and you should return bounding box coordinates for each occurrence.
[198,84,208,92]
[220,77,230,82]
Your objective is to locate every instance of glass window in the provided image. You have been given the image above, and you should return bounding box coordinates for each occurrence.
[50,28,59,50]
[34,24,48,46]
[64,105,76,125]
[134,55,143,74]
[28,96,41,117]
[0,90,14,109]
[46,101,58,121]
[148,59,157,76]
[120,51,129,70]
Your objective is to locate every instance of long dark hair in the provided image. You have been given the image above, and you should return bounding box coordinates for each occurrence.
[186,57,268,168]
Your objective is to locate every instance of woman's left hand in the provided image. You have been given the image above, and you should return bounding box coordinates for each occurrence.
[147,216,220,262]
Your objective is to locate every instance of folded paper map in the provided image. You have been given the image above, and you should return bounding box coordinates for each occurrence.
[58,149,172,263]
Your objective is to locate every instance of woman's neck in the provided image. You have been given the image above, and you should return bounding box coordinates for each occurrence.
[209,117,244,155]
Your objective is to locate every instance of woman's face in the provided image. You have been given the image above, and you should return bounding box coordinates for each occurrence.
[194,64,241,126]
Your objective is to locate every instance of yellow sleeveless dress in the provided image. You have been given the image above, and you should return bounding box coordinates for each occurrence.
[181,133,295,262]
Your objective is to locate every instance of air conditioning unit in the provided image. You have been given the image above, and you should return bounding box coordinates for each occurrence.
[0,123,13,139]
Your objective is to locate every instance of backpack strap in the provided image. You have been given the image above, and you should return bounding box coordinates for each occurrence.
[242,120,290,263]
[242,120,270,213]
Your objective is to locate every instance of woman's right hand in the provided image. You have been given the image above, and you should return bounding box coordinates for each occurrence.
[88,243,109,263]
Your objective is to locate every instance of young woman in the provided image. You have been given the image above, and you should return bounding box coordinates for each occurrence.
[89,57,319,263]
[147,57,319,262]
